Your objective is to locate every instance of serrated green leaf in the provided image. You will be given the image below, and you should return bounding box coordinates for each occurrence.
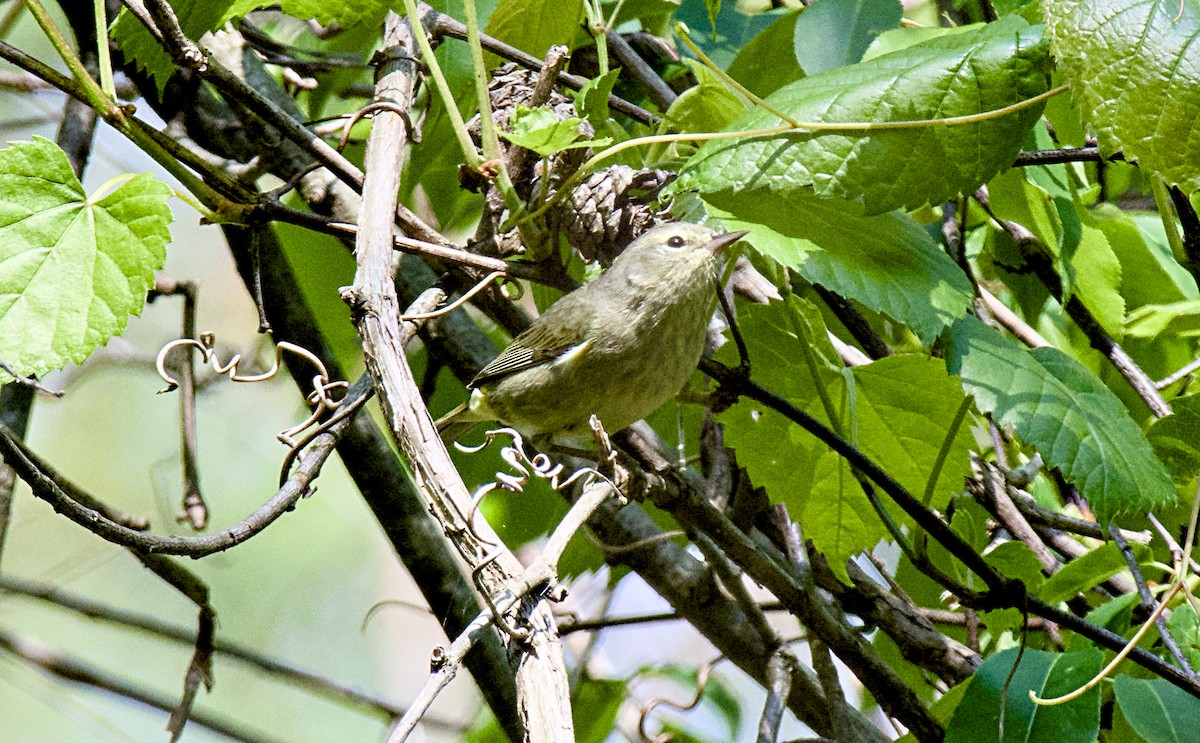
[675,16,1051,214]
[944,648,1102,743]
[227,0,393,26]
[484,0,584,60]
[706,188,972,345]
[726,10,804,97]
[500,105,609,156]
[716,296,873,580]
[1044,0,1200,193]
[111,0,233,94]
[1166,603,1200,672]
[575,68,621,127]
[947,317,1176,520]
[1114,675,1200,743]
[847,355,975,510]
[0,138,172,380]
[1038,541,1127,605]
[1147,394,1200,481]
[1071,223,1125,338]
[791,0,902,75]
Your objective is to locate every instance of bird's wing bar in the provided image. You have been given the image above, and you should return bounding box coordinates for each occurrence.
[469,322,589,388]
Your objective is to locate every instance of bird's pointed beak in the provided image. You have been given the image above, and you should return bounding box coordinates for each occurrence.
[704,230,748,253]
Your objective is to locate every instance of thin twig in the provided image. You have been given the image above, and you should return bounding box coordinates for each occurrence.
[977,462,1058,573]
[0,360,62,397]
[1013,146,1105,166]
[978,287,1051,348]
[151,277,206,529]
[133,552,214,742]
[605,30,676,111]
[1109,524,1196,678]
[1157,356,1200,390]
[0,382,359,556]
[0,629,283,743]
[0,573,407,717]
[420,5,656,124]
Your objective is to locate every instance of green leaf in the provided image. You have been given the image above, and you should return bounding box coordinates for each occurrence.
[111,0,233,94]
[575,69,622,127]
[722,303,974,578]
[230,0,392,25]
[984,540,1045,593]
[1071,223,1125,339]
[1038,541,1128,605]
[947,317,1176,520]
[484,0,585,60]
[706,188,973,345]
[726,10,804,98]
[675,0,782,70]
[944,648,1102,743]
[716,297,874,580]
[1072,592,1139,649]
[862,24,978,60]
[1044,0,1200,193]
[1126,300,1200,339]
[791,0,902,75]
[984,168,1123,334]
[500,105,609,156]
[703,0,721,37]
[1092,204,1197,311]
[0,138,172,380]
[1113,675,1200,743]
[846,355,975,511]
[675,17,1052,215]
[572,678,628,743]
[1147,394,1200,481]
[1166,603,1200,673]
[648,61,747,165]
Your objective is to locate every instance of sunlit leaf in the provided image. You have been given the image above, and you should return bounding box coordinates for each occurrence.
[0,138,172,380]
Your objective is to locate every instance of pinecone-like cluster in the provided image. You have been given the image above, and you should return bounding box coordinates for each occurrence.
[468,63,672,263]
[544,164,672,265]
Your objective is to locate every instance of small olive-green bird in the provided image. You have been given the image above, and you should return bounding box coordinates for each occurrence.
[435,223,747,447]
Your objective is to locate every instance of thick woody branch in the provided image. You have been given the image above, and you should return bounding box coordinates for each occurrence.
[343,14,570,740]
[388,475,618,742]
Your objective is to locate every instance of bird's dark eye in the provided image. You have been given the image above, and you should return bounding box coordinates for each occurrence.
[667,235,686,248]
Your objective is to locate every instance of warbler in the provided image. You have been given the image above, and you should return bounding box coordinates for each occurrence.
[435,223,747,447]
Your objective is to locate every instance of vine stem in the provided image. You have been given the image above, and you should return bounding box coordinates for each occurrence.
[513,84,1068,230]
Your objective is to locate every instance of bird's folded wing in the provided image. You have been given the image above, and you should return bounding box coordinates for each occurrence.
[469,295,593,388]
